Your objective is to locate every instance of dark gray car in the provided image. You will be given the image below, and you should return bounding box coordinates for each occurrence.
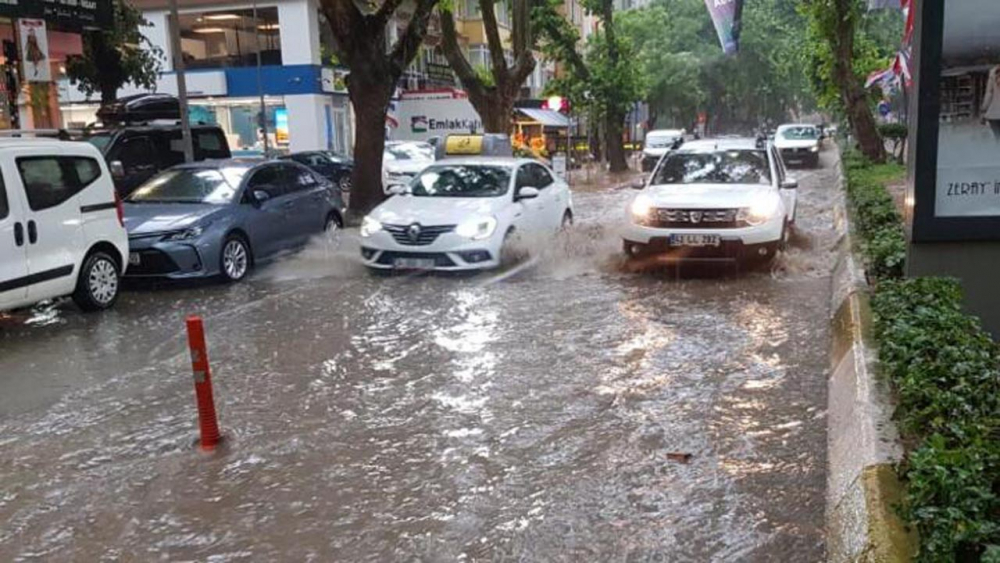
[123,159,345,282]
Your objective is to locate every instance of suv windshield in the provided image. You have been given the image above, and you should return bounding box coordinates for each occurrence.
[652,150,771,185]
[128,168,244,204]
[81,132,113,152]
[779,126,818,140]
[646,133,681,148]
[411,165,510,197]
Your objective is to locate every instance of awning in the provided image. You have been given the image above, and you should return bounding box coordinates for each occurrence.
[516,108,570,128]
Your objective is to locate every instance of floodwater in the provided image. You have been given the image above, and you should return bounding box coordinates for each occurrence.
[0,151,842,561]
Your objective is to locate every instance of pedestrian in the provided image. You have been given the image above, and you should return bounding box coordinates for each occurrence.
[980,65,1000,139]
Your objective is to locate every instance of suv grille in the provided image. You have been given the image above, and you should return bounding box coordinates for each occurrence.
[650,208,744,229]
[383,224,456,246]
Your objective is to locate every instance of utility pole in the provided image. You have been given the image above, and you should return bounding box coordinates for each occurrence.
[253,0,270,155]
[168,0,194,162]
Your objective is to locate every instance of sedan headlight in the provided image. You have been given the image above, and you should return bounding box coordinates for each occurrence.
[737,195,781,226]
[360,216,383,238]
[163,225,205,241]
[455,216,498,240]
[630,194,655,225]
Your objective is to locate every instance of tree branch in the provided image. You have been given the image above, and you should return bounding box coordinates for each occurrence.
[480,0,508,78]
[509,48,535,92]
[389,0,437,76]
[440,7,489,98]
[374,0,407,27]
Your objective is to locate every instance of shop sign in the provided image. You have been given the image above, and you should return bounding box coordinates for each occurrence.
[2,0,113,32]
[18,19,51,83]
[910,0,1000,240]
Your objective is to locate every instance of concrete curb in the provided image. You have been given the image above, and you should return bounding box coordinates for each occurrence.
[826,155,916,562]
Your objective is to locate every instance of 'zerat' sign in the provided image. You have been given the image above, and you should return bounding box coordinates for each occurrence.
[704,0,744,55]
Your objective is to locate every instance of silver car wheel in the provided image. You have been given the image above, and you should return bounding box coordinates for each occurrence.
[88,258,119,305]
[223,239,249,280]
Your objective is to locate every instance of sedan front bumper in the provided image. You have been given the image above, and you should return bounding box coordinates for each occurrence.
[360,230,504,272]
[124,236,218,279]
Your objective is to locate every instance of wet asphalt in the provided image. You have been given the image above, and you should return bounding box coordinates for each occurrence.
[0,150,841,561]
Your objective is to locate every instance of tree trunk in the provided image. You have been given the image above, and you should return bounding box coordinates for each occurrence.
[467,90,513,134]
[605,111,628,172]
[100,83,118,106]
[348,70,393,215]
[832,0,885,162]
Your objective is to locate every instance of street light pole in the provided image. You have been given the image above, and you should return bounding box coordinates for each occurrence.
[168,0,194,162]
[252,0,270,155]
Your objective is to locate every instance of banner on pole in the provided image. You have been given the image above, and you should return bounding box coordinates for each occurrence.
[703,0,745,55]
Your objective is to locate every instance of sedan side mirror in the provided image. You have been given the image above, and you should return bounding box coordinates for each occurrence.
[252,189,271,205]
[629,179,645,190]
[109,160,125,179]
[516,186,540,200]
[386,183,409,196]
[781,178,799,190]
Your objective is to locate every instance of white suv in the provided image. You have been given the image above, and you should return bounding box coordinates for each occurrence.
[0,139,129,312]
[623,138,797,265]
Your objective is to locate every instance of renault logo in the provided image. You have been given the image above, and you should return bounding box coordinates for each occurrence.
[407,224,422,242]
[690,211,703,224]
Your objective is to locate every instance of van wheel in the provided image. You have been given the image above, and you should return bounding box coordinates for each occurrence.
[220,235,251,282]
[72,251,121,311]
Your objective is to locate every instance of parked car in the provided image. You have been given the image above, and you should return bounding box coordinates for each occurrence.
[382,141,436,191]
[360,156,573,272]
[640,129,686,172]
[123,159,345,282]
[280,150,354,196]
[0,139,128,312]
[622,137,797,266]
[774,123,821,168]
[75,123,231,197]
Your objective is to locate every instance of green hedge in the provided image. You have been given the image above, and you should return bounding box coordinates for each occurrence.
[844,154,1000,562]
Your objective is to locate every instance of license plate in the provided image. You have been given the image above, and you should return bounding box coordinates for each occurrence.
[670,234,721,247]
[394,257,436,270]
[128,252,141,266]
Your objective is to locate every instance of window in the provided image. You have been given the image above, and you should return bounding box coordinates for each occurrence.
[127,168,238,205]
[196,132,223,153]
[529,164,554,188]
[176,7,281,70]
[652,150,772,186]
[119,137,156,169]
[0,173,7,220]
[17,157,103,212]
[247,166,284,198]
[282,165,318,193]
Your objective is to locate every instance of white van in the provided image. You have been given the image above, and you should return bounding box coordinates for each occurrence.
[0,139,129,312]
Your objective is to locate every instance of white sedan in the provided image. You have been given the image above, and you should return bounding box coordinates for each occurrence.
[622,138,797,265]
[361,157,573,271]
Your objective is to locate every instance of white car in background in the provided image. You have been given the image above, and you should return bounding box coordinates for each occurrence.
[0,139,128,312]
[774,123,821,168]
[623,138,797,266]
[361,157,573,271]
[641,129,686,172]
[382,141,436,191]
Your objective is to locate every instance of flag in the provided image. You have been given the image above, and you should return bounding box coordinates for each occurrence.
[703,0,745,56]
[866,67,896,89]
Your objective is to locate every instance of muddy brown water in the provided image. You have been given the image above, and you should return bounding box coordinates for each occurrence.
[0,151,841,561]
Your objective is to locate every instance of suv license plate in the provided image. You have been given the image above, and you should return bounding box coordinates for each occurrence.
[670,234,721,247]
[394,257,436,270]
[128,252,141,266]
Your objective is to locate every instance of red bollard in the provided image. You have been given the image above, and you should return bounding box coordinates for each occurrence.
[186,315,221,451]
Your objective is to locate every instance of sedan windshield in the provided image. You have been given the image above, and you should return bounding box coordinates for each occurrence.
[411,165,510,197]
[646,133,681,148]
[386,143,434,162]
[128,168,245,204]
[652,150,771,185]
[779,126,819,140]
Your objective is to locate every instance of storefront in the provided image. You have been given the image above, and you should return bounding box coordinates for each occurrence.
[0,0,113,129]
[57,0,353,155]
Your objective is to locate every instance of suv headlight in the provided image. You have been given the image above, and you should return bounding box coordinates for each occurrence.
[163,225,205,241]
[737,196,781,226]
[455,216,497,240]
[810,145,820,153]
[360,216,383,238]
[630,194,655,225]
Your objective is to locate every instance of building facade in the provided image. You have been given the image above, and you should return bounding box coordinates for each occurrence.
[58,0,353,155]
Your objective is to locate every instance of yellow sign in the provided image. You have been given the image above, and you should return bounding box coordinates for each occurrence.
[445,135,484,155]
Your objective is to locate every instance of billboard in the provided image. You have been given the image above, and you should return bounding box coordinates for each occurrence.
[391,91,483,142]
[703,0,744,55]
[18,19,50,82]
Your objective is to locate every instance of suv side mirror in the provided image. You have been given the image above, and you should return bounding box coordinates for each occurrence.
[109,160,125,179]
[516,186,540,200]
[781,178,799,190]
[629,179,645,190]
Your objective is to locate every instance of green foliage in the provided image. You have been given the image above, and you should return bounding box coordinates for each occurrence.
[872,278,1000,561]
[878,123,908,141]
[843,153,906,280]
[847,156,1000,561]
[65,0,163,103]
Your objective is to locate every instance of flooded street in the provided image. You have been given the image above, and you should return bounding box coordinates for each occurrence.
[0,151,841,561]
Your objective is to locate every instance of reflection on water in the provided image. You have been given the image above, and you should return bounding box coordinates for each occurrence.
[0,154,839,561]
